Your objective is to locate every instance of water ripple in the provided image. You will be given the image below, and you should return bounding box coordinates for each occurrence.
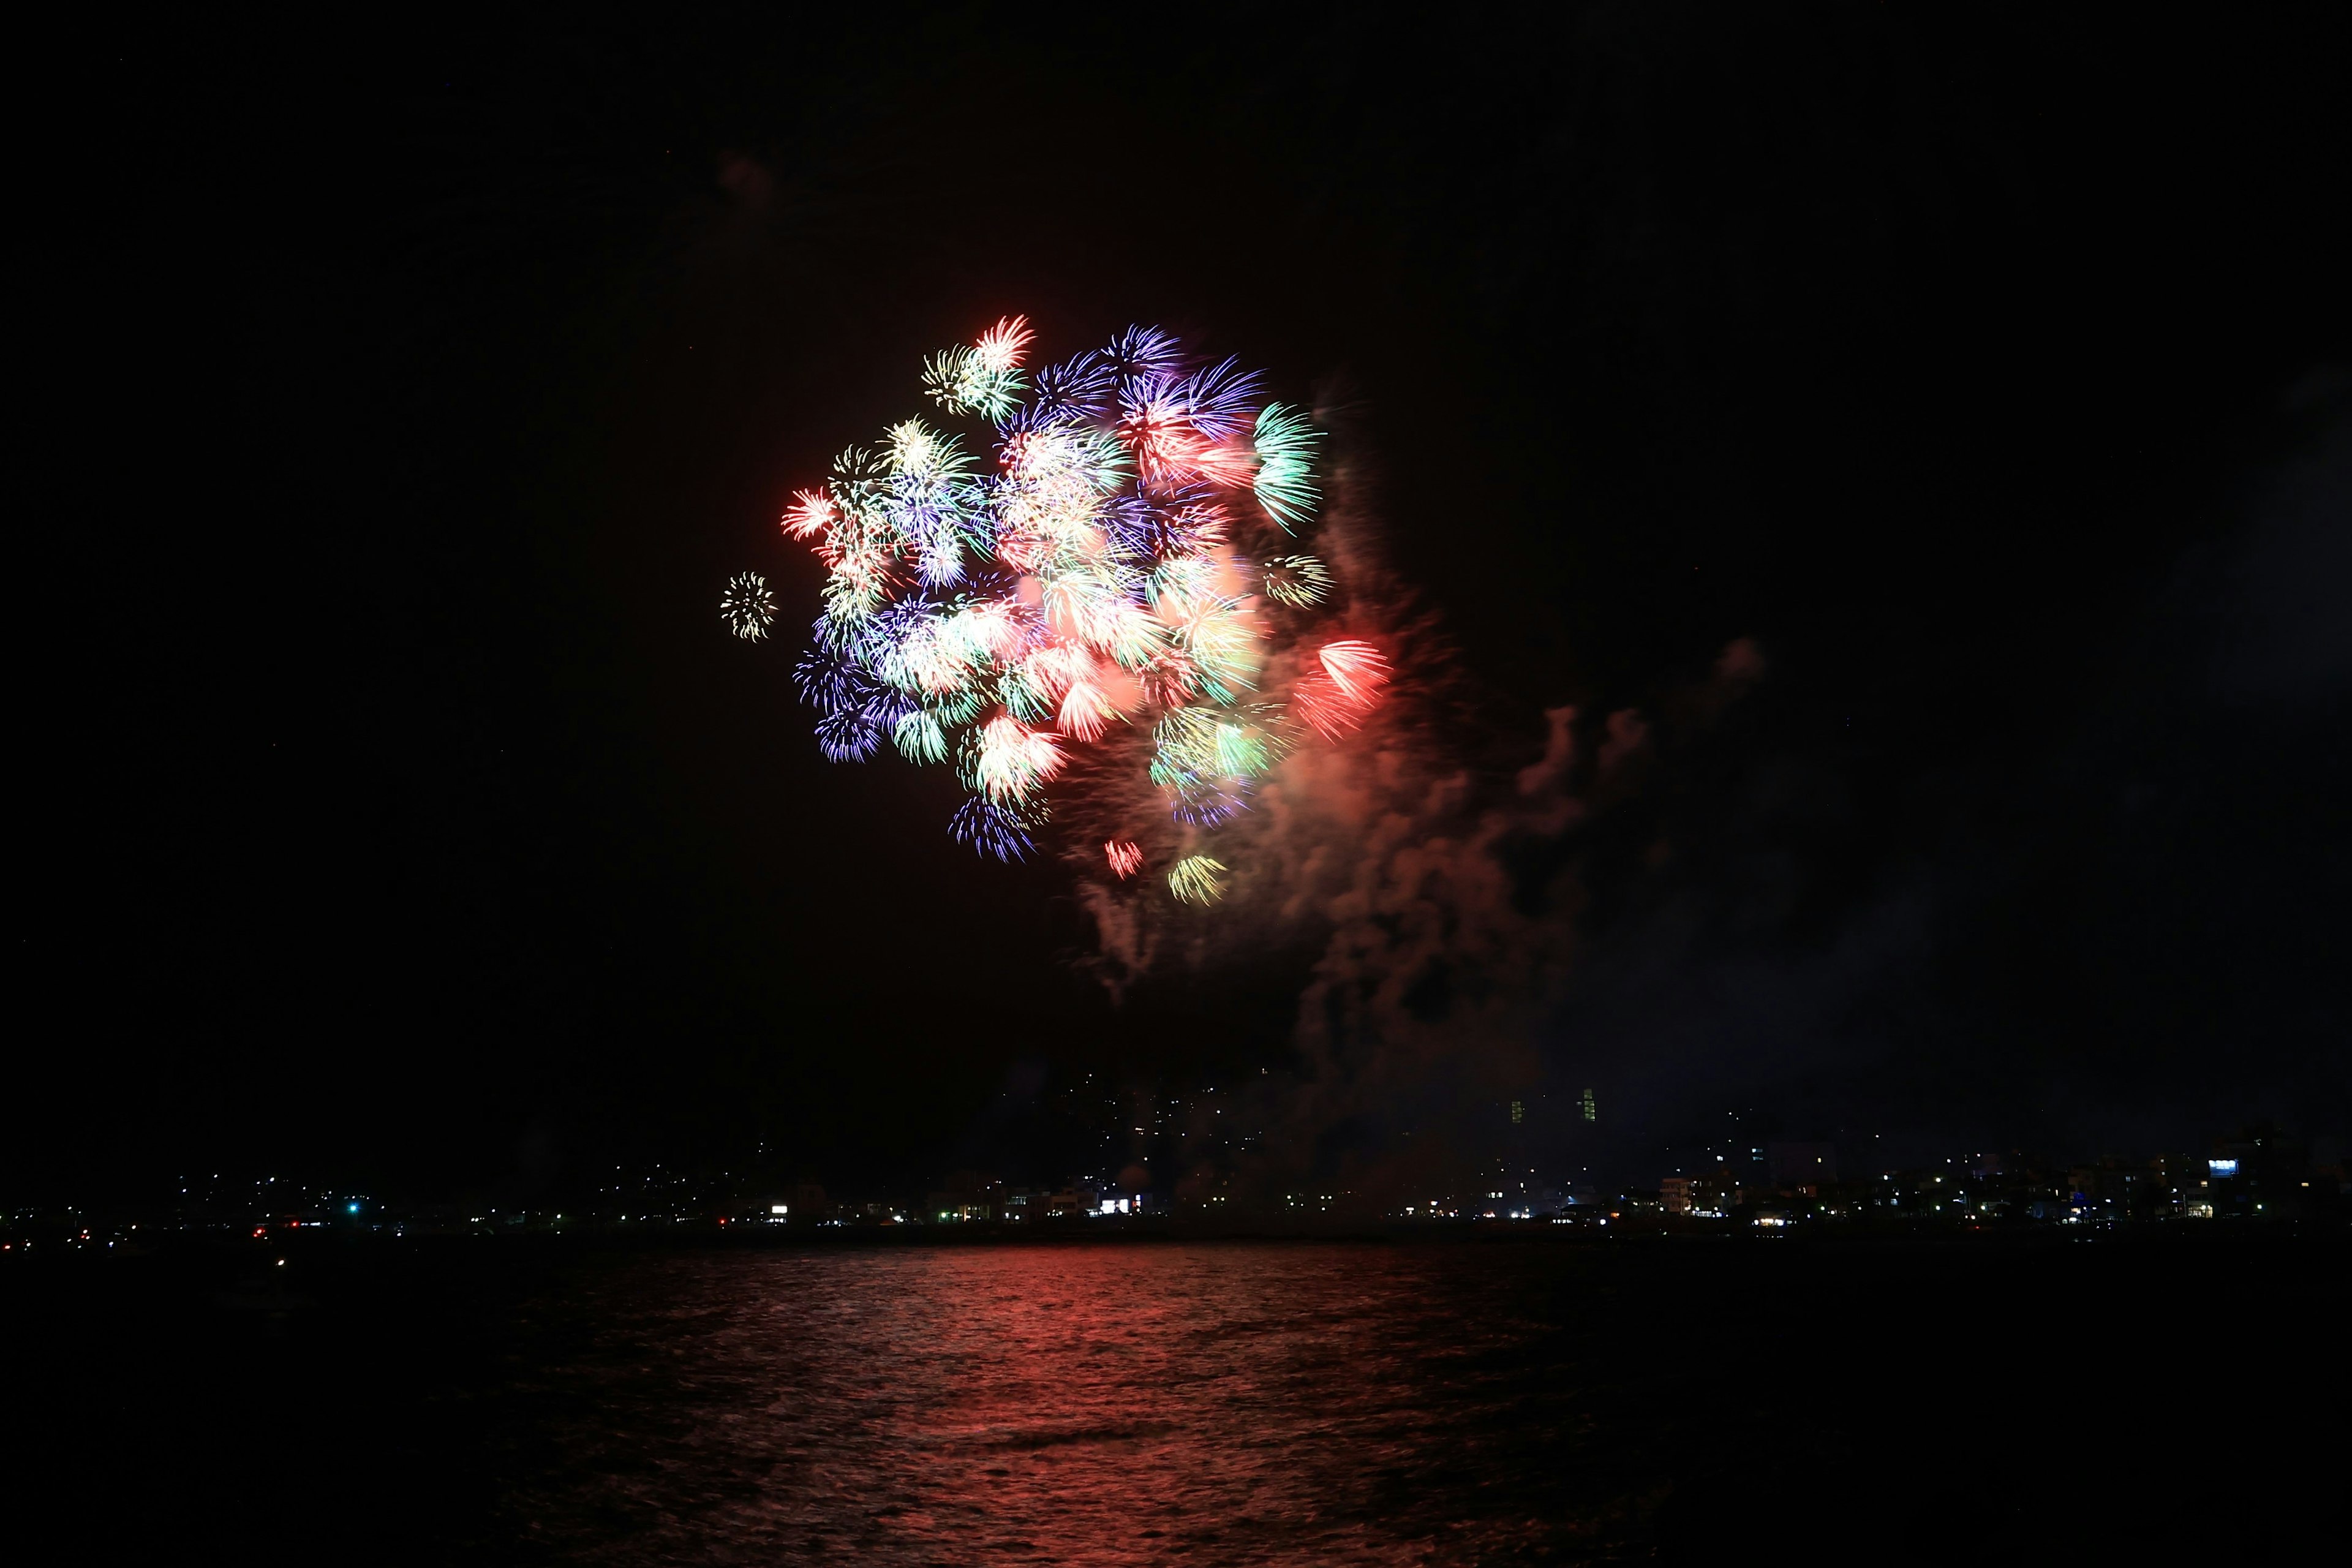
[483,1243,1643,1564]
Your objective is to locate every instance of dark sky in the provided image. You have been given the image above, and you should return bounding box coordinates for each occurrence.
[19,10,2349,1202]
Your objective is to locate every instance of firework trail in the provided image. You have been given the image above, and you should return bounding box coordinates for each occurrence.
[744,318,1386,903]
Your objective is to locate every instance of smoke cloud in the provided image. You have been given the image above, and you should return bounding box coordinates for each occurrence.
[1066,429,1775,1203]
[1068,377,2351,1204]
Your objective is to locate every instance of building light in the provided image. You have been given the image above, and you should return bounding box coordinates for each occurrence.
[2209,1159,2238,1176]
[771,1204,788,1215]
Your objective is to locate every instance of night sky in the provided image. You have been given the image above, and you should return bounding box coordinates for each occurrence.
[20,11,2348,1203]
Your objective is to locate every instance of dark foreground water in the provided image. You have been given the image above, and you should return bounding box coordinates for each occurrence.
[10,1236,2346,1562]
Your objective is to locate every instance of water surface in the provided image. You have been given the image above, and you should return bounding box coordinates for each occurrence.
[14,1235,2343,1563]
[492,1243,1656,1563]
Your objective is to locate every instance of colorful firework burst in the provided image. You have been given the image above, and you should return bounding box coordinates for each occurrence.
[744,317,1387,899]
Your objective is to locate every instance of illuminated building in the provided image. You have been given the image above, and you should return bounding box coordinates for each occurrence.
[1660,1172,1732,1217]
[2204,1126,2313,1219]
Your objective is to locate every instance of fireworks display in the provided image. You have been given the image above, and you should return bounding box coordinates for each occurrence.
[752,318,1387,902]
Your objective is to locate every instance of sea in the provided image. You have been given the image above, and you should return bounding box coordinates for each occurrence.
[10,1234,2344,1563]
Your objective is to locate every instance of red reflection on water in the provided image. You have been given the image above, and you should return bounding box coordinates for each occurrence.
[504,1243,1585,1564]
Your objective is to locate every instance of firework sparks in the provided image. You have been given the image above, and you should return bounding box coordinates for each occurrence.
[1262,553,1332,608]
[721,571,777,641]
[1251,404,1321,529]
[1291,639,1391,740]
[752,318,1389,891]
[1167,854,1229,905]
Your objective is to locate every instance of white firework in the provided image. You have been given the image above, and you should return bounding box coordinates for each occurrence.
[721,571,777,641]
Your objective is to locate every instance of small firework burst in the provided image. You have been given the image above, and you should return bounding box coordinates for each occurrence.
[950,793,1044,862]
[722,571,777,641]
[1167,853,1229,905]
[1251,404,1321,528]
[1262,554,1332,608]
[1291,639,1391,740]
